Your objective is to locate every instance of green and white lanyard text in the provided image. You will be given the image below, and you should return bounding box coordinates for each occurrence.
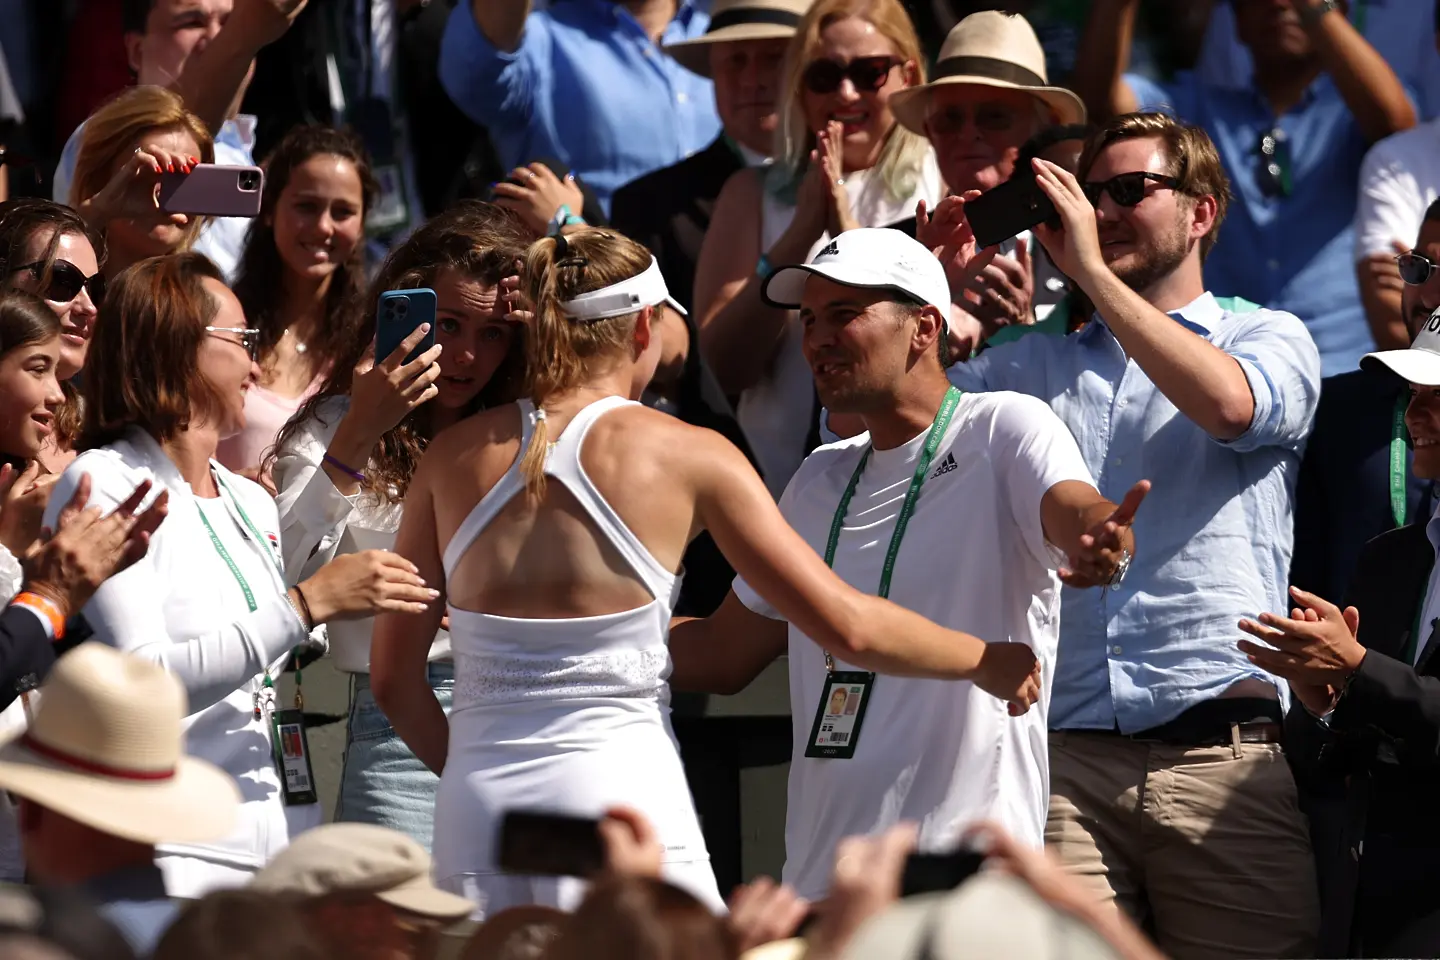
[196,472,318,805]
[805,386,962,760]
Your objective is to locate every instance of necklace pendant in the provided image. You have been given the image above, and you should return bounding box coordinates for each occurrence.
[295,342,307,354]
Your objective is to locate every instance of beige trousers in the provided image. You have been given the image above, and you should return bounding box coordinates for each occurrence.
[1045,730,1320,960]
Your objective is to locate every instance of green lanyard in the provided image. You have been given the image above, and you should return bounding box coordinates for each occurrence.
[1391,392,1410,529]
[1352,0,1369,35]
[822,387,962,669]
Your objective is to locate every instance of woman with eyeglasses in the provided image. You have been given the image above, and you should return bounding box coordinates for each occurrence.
[269,203,528,852]
[220,127,377,478]
[42,252,440,897]
[0,199,107,473]
[68,86,213,280]
[693,0,939,497]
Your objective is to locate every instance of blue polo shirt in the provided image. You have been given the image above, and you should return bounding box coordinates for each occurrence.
[1129,72,1377,378]
[439,0,721,216]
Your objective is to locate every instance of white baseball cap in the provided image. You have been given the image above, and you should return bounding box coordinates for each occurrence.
[1362,306,1440,386]
[761,228,952,315]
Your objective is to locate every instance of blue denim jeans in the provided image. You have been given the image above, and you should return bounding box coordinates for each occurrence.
[335,661,453,852]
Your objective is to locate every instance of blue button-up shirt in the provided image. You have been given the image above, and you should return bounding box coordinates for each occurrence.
[1128,72,1377,378]
[949,293,1323,732]
[439,0,721,216]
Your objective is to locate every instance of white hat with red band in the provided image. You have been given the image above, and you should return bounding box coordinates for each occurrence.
[0,643,239,845]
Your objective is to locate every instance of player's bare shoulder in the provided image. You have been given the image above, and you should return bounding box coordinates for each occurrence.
[585,403,744,483]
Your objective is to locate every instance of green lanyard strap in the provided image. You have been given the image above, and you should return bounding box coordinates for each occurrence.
[822,387,962,667]
[1391,392,1409,530]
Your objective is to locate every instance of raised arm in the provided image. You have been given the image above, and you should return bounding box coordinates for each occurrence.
[370,454,450,774]
[170,0,306,135]
[1072,0,1141,123]
[668,592,789,696]
[686,430,1040,710]
[1298,0,1414,143]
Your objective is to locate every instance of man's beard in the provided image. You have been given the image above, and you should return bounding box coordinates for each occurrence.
[1107,218,1191,296]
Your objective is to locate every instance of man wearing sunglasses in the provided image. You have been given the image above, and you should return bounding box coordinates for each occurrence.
[945,112,1323,957]
[1074,0,1413,382]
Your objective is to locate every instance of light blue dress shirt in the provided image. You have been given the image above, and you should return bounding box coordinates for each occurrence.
[1128,72,1379,378]
[949,293,1323,732]
[438,0,721,216]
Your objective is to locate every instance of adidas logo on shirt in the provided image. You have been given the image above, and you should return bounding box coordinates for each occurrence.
[930,452,958,479]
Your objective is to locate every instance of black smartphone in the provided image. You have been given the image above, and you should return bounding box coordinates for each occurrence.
[497,810,607,878]
[899,849,987,898]
[374,288,438,367]
[963,174,1058,249]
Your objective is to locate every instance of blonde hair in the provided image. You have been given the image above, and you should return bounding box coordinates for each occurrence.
[1078,112,1232,261]
[69,86,216,251]
[518,228,654,499]
[771,0,930,204]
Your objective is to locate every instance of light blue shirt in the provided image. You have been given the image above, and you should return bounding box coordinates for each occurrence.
[1128,72,1380,378]
[948,293,1323,732]
[438,0,721,216]
[54,111,257,283]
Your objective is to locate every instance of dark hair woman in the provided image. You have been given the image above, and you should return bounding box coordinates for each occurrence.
[220,126,377,475]
[0,198,107,472]
[270,201,528,852]
[43,252,439,897]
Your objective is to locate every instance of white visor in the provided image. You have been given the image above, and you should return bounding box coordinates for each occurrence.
[560,257,688,322]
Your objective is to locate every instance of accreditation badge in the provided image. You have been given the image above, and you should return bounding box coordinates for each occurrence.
[269,708,318,806]
[804,671,875,760]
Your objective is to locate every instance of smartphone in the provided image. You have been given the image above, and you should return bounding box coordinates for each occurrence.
[963,173,1057,249]
[375,288,438,366]
[497,810,607,878]
[899,848,987,898]
[158,164,264,217]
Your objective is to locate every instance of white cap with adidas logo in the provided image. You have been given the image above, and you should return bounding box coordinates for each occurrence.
[761,228,952,316]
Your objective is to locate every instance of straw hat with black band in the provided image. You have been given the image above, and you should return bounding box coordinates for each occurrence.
[889,11,1086,135]
[665,0,813,78]
[0,643,239,845]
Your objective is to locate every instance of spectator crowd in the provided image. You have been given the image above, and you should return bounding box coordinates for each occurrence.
[4,0,1440,958]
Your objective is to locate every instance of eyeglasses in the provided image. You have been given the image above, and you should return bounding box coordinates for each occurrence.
[1397,252,1440,285]
[1257,127,1292,198]
[205,326,261,360]
[1082,171,1182,208]
[15,260,105,306]
[801,56,901,95]
[925,103,1024,136]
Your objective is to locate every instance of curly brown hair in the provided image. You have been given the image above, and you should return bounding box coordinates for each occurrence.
[271,201,530,501]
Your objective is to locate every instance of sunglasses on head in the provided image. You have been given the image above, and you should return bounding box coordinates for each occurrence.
[1082,171,1182,208]
[1397,252,1439,285]
[16,260,104,306]
[802,56,901,95]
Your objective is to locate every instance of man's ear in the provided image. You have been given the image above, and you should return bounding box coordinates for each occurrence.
[124,32,146,77]
[1188,193,1219,249]
[912,303,946,358]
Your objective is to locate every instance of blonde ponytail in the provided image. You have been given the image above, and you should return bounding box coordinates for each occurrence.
[515,228,657,500]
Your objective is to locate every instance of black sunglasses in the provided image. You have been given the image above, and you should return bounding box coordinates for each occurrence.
[802,56,901,95]
[1398,252,1439,285]
[16,260,105,306]
[1082,171,1182,208]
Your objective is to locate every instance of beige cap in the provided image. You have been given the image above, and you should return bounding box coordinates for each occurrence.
[0,643,238,846]
[889,11,1086,135]
[664,0,812,78]
[251,823,475,921]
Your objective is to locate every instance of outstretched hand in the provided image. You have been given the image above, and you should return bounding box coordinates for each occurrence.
[916,194,999,300]
[1059,480,1148,589]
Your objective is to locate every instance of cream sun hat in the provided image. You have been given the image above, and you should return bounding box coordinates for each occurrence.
[0,643,238,845]
[889,11,1086,134]
[665,0,812,78]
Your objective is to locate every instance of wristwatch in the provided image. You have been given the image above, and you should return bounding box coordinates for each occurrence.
[1106,549,1133,590]
[1297,0,1340,26]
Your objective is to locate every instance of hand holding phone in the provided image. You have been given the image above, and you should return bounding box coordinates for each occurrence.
[497,810,607,878]
[375,289,438,367]
[962,172,1058,250]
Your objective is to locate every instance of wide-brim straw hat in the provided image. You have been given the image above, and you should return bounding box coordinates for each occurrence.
[890,11,1086,135]
[0,643,238,846]
[665,0,812,78]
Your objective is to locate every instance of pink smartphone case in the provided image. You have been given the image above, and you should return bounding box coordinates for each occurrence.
[158,164,265,218]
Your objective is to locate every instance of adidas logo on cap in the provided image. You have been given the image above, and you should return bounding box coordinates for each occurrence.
[930,452,958,479]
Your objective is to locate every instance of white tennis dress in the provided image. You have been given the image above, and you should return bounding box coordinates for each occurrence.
[432,397,723,916]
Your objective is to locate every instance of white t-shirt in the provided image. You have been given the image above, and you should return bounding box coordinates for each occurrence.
[1354,118,1440,260]
[733,391,1095,901]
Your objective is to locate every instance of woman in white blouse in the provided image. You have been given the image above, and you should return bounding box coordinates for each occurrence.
[44,252,437,897]
[271,204,528,850]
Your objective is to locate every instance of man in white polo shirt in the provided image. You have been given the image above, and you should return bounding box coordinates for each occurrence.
[668,228,1148,900]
